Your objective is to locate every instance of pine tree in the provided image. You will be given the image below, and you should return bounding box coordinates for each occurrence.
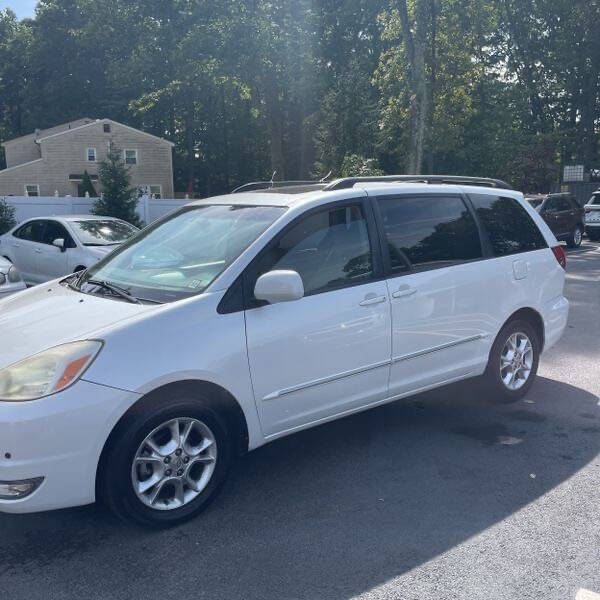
[93,144,141,226]
[81,169,97,197]
[0,198,16,235]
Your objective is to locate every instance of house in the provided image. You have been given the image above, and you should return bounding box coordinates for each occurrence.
[0,118,174,198]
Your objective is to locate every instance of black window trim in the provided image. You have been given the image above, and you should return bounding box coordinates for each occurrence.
[371,192,489,277]
[219,196,385,314]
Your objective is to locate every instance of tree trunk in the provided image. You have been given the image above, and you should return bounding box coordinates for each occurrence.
[398,0,428,174]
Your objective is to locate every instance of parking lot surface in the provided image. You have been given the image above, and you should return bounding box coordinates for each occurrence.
[1,242,599,600]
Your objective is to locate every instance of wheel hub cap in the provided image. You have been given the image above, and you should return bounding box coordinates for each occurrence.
[131,417,217,511]
[500,332,534,391]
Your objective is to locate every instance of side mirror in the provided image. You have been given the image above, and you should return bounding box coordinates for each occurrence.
[52,238,66,252]
[254,270,304,304]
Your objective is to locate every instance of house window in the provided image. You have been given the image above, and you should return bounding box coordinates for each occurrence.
[24,184,40,197]
[124,149,138,165]
[103,123,111,133]
[86,147,97,162]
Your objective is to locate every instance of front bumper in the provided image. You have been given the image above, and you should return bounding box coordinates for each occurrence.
[0,380,140,514]
[541,295,569,353]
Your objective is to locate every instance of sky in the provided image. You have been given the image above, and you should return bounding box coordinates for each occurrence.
[0,0,37,19]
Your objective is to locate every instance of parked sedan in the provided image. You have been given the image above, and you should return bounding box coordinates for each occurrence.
[526,193,584,247]
[584,190,600,241]
[0,256,26,298]
[0,216,139,285]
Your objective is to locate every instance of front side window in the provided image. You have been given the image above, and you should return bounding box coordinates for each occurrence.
[254,204,373,296]
[70,219,139,246]
[41,221,74,247]
[77,205,285,303]
[469,194,547,257]
[24,184,39,197]
[377,195,482,271]
[124,149,138,165]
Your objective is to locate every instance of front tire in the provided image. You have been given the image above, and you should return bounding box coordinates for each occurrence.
[99,392,233,528]
[566,225,583,248]
[481,319,540,403]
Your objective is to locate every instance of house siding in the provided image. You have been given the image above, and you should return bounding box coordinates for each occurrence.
[0,119,174,197]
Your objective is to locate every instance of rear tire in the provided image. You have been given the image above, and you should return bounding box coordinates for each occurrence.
[481,319,540,403]
[99,392,233,528]
[566,225,583,248]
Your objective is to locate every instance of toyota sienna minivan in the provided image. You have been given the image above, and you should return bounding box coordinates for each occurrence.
[0,175,569,527]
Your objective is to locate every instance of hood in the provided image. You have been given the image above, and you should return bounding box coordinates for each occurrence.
[0,280,158,369]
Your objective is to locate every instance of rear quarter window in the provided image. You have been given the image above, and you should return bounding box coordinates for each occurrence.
[469,194,547,257]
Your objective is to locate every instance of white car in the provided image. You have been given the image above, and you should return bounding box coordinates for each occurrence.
[0,176,568,527]
[584,189,600,241]
[0,215,139,285]
[0,256,26,298]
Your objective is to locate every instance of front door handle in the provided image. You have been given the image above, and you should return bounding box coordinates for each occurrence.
[392,286,417,299]
[359,294,387,306]
[35,248,42,253]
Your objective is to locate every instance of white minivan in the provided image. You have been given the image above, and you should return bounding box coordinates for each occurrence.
[0,176,569,527]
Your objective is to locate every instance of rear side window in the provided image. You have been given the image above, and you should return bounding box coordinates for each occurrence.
[377,195,482,272]
[14,220,45,243]
[253,204,373,296]
[469,194,547,257]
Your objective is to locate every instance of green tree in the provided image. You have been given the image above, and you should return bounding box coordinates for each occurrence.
[340,154,384,177]
[80,170,97,197]
[93,144,140,226]
[0,198,16,235]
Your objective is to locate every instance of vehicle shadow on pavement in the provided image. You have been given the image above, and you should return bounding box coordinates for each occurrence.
[1,376,599,600]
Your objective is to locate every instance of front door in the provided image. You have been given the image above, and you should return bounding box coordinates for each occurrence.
[374,192,491,397]
[36,220,71,281]
[245,201,392,437]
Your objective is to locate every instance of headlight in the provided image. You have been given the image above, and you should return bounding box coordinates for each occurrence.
[7,266,21,283]
[0,341,103,401]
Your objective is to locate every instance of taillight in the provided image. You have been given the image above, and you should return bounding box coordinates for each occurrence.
[552,245,566,269]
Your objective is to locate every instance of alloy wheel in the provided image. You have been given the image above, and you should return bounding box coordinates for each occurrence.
[499,332,534,391]
[131,417,217,511]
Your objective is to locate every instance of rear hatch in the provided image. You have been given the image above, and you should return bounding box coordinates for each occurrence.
[585,193,600,223]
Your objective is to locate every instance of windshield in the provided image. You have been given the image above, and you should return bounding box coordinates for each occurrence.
[76,204,285,303]
[71,219,139,245]
[589,194,600,206]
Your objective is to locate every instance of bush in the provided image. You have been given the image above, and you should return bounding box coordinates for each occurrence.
[0,199,16,235]
[340,154,384,177]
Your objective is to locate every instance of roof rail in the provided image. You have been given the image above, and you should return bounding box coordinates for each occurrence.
[231,180,326,193]
[322,175,513,191]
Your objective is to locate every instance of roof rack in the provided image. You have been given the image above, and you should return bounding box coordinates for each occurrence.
[231,180,326,193]
[322,175,513,190]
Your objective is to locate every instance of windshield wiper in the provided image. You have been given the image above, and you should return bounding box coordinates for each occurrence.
[85,279,142,304]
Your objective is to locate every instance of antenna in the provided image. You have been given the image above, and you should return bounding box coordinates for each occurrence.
[269,171,277,188]
[319,170,332,183]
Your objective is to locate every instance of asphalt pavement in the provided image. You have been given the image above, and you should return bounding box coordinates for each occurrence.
[1,241,599,600]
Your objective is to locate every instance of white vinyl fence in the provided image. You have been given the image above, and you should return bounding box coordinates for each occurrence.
[1,195,190,226]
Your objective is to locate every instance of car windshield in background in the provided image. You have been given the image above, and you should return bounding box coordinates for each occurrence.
[77,204,286,303]
[71,219,139,245]
[589,194,600,205]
